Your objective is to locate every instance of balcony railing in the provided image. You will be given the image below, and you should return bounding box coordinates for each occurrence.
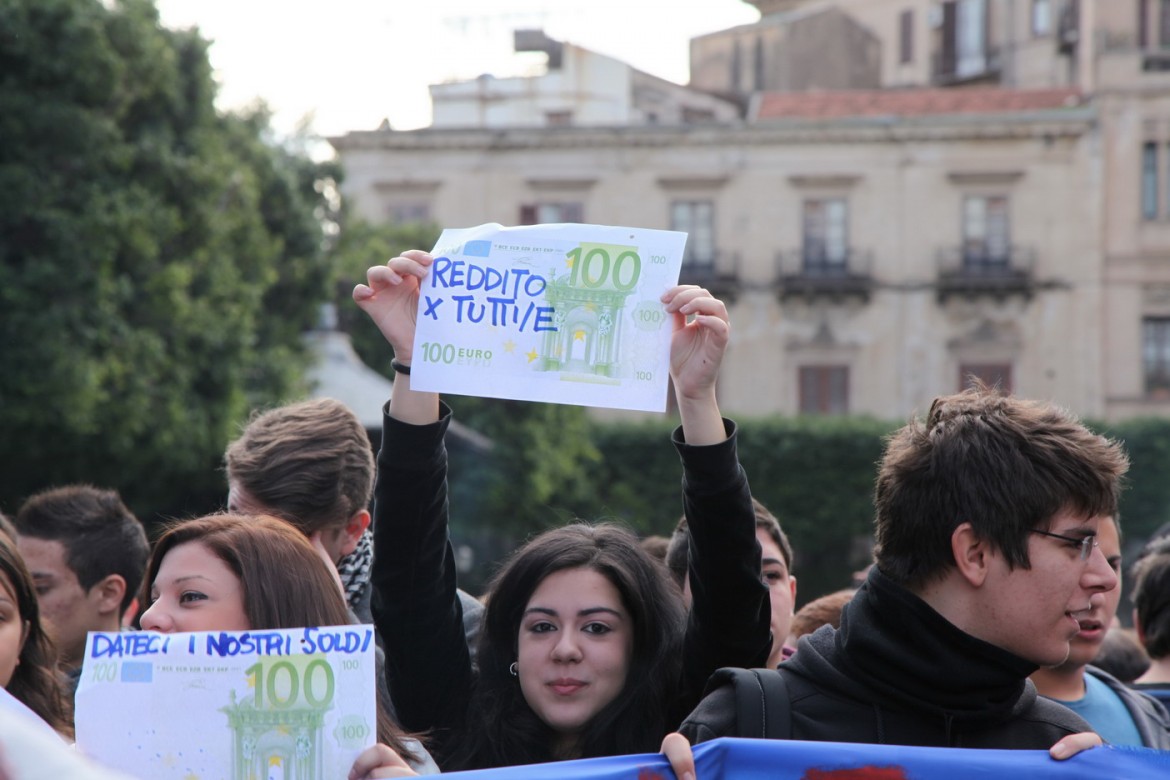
[775,249,874,302]
[1143,49,1170,72]
[932,45,1002,85]
[678,251,740,298]
[935,245,1036,301]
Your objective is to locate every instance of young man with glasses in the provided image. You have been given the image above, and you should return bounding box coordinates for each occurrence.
[1031,516,1170,747]
[679,384,1126,753]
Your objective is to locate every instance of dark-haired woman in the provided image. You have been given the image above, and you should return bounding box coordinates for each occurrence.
[354,250,770,769]
[0,528,73,738]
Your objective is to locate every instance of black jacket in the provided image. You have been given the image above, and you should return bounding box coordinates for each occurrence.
[371,403,770,765]
[680,567,1092,749]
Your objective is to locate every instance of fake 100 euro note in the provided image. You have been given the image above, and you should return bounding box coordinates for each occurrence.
[411,222,687,413]
[75,626,377,780]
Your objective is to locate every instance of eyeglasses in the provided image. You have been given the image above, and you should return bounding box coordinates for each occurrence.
[1030,529,1099,561]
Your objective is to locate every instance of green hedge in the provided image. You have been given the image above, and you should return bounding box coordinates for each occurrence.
[573,415,894,606]
[566,414,1170,609]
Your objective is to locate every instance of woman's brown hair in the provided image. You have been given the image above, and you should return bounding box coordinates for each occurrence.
[142,514,413,755]
[0,531,73,738]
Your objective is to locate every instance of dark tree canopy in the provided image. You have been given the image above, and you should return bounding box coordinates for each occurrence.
[0,0,335,521]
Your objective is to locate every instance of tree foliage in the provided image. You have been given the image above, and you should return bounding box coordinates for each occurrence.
[0,0,334,521]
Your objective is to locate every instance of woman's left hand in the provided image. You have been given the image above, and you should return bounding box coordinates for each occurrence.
[348,744,418,779]
[663,285,729,404]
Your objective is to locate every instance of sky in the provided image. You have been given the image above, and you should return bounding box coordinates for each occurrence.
[154,0,761,142]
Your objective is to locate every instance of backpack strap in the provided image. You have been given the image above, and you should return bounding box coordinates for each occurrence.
[704,667,791,740]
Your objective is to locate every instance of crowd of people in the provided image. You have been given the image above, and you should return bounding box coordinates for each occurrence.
[2,248,1169,778]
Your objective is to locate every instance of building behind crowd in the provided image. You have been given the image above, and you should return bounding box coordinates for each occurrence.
[331,0,1170,422]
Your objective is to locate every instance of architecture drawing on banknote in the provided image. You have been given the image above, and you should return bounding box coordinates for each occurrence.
[540,242,640,380]
[221,687,328,780]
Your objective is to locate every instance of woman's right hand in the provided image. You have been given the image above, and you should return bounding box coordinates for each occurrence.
[353,250,434,362]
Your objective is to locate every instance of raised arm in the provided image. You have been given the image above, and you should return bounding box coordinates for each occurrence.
[355,251,472,749]
[353,249,440,425]
[663,285,772,718]
[663,285,730,446]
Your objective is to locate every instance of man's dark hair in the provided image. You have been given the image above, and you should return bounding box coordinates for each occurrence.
[666,498,793,590]
[14,485,148,613]
[1133,537,1170,660]
[224,398,374,535]
[873,384,1128,590]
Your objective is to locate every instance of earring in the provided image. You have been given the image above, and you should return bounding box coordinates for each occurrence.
[508,662,518,677]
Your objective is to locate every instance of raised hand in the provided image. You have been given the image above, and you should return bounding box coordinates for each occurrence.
[352,250,434,362]
[663,285,730,403]
[662,285,731,446]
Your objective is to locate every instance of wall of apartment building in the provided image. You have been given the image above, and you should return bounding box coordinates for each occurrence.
[690,1,1097,93]
[1098,89,1170,419]
[689,8,880,96]
[334,110,1106,420]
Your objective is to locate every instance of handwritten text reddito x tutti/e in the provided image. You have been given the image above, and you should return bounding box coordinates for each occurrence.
[422,256,556,333]
[88,626,374,659]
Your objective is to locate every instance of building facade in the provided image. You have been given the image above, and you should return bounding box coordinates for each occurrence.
[332,0,1170,423]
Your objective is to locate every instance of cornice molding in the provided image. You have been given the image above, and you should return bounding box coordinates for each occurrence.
[329,111,1095,153]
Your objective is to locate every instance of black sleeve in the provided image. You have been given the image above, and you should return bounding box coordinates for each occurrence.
[369,401,472,743]
[673,419,773,716]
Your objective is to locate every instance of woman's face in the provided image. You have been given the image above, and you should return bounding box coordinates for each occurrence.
[516,567,633,754]
[139,542,251,634]
[0,570,28,688]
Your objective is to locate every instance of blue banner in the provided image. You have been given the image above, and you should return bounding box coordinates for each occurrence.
[444,737,1170,779]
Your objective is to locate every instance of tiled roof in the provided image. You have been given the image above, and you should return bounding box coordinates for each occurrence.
[753,88,1084,121]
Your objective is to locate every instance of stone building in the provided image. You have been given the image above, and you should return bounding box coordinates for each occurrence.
[332,1,1170,422]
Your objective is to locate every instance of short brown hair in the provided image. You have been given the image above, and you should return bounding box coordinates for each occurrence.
[790,588,855,641]
[224,399,374,535]
[873,384,1128,590]
[14,484,148,614]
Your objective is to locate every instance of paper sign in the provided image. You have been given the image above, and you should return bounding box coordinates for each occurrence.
[412,223,687,412]
[75,626,377,780]
[441,737,1170,779]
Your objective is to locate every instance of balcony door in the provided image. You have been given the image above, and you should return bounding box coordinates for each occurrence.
[802,199,848,274]
[961,195,1009,270]
[671,200,716,268]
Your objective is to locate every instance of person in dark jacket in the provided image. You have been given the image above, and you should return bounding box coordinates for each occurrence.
[354,250,770,770]
[1031,515,1170,748]
[679,385,1127,754]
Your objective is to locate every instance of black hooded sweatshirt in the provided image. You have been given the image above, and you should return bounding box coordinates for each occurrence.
[680,567,1092,748]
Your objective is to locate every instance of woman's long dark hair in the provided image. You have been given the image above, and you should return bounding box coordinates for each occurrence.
[143,514,415,756]
[0,532,73,738]
[447,523,685,769]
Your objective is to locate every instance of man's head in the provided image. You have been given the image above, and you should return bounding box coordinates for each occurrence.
[224,398,374,565]
[13,485,148,669]
[873,385,1127,666]
[1059,515,1123,670]
[666,499,796,665]
[1133,537,1170,661]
